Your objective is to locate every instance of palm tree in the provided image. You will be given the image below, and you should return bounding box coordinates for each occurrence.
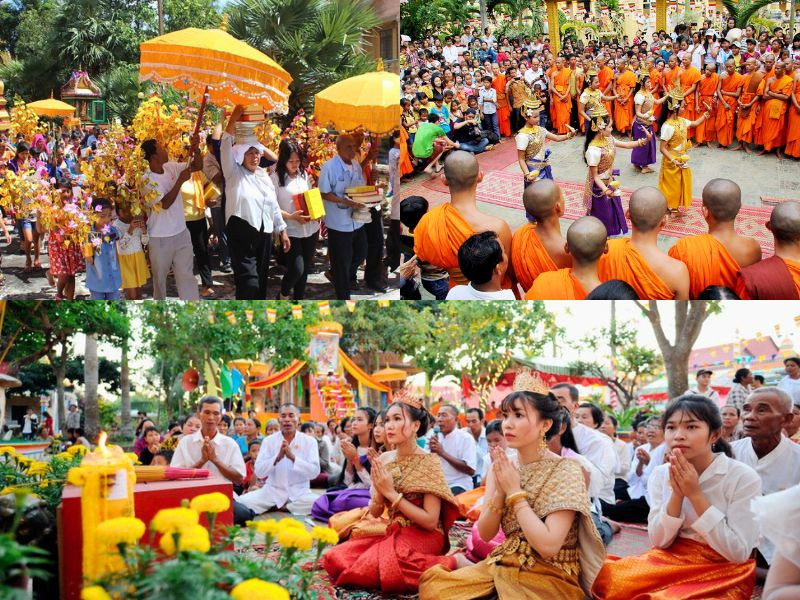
[721,0,777,27]
[487,0,544,31]
[226,0,380,118]
[83,333,99,441]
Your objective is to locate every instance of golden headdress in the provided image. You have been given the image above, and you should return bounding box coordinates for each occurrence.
[513,370,551,395]
[393,387,423,410]
[586,66,599,78]
[522,96,542,117]
[636,69,650,84]
[588,102,610,132]
[666,86,684,111]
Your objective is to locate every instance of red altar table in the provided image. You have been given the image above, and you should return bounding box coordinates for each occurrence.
[58,476,233,600]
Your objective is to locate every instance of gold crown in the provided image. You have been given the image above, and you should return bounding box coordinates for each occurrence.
[393,387,423,410]
[513,370,550,395]
[636,69,650,84]
[586,66,599,77]
[588,102,610,131]
[522,97,542,116]
[666,86,684,111]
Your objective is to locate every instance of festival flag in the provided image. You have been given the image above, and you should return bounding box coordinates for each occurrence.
[266,308,277,323]
[208,311,215,324]
[245,309,254,323]
[204,358,218,396]
[378,300,390,308]
[297,376,303,400]
[346,300,356,312]
[318,301,331,316]
[220,362,233,398]
[225,311,236,325]
[292,304,303,320]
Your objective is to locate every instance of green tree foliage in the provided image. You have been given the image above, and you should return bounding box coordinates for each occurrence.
[163,0,221,32]
[226,0,379,116]
[16,356,122,395]
[400,0,442,40]
[721,0,777,27]
[487,0,543,30]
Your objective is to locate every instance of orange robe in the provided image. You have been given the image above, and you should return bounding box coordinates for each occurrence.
[736,257,800,299]
[762,75,793,151]
[680,66,702,139]
[650,68,663,120]
[550,67,572,134]
[598,238,675,299]
[492,74,511,137]
[667,234,741,299]
[735,73,765,143]
[524,268,588,300]
[786,78,800,158]
[613,70,637,133]
[715,72,744,147]
[599,66,615,116]
[694,73,718,143]
[510,223,558,292]
[754,68,774,146]
[664,67,679,92]
[399,126,413,177]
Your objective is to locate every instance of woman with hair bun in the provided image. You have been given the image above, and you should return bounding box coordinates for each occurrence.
[323,389,460,594]
[419,372,606,599]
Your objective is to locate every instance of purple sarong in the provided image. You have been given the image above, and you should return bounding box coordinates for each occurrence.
[589,182,628,237]
[311,488,371,522]
[631,120,657,167]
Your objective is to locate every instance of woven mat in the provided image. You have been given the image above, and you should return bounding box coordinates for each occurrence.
[422,171,775,256]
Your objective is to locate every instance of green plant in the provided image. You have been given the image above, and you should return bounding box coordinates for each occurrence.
[0,445,86,511]
[488,0,544,32]
[0,491,51,600]
[721,0,777,27]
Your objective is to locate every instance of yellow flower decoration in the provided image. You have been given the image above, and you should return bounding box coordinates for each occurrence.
[68,444,89,455]
[189,492,230,514]
[159,524,210,555]
[96,517,146,547]
[9,97,46,141]
[0,487,12,495]
[311,526,339,546]
[66,467,86,486]
[0,446,16,456]
[81,585,112,600]
[249,519,280,537]
[276,527,312,552]
[229,579,289,600]
[55,452,72,461]
[279,518,305,531]
[26,461,49,476]
[151,507,199,534]
[125,452,140,465]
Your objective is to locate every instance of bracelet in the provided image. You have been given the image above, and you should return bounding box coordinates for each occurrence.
[505,491,527,509]
[390,493,404,510]
[486,500,503,514]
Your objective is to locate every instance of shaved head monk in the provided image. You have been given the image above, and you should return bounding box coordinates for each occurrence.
[737,201,800,299]
[511,179,571,292]
[668,179,762,298]
[414,151,515,291]
[525,216,608,299]
[598,186,690,299]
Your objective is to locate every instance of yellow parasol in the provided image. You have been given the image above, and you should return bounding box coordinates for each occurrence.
[313,68,400,135]
[139,26,292,114]
[370,367,408,382]
[27,96,76,118]
[227,360,272,378]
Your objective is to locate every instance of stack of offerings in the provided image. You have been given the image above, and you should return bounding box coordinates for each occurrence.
[293,187,325,219]
[345,185,384,223]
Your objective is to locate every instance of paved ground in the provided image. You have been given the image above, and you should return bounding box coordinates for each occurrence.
[402,134,800,253]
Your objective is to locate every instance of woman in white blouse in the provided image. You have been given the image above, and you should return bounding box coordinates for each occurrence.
[220,105,289,299]
[270,140,320,300]
[592,395,762,600]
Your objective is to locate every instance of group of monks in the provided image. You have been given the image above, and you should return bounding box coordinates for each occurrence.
[412,150,800,300]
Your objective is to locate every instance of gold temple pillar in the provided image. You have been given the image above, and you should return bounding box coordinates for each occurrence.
[546,0,561,54]
[656,0,667,31]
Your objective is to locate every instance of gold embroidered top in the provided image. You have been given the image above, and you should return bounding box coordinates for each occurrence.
[664,117,691,153]
[636,91,655,124]
[487,458,592,577]
[583,138,616,202]
[580,88,603,111]
[518,126,547,162]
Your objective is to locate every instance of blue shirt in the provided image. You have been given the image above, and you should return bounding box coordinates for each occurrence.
[85,225,122,293]
[429,104,451,133]
[231,434,248,455]
[319,154,365,233]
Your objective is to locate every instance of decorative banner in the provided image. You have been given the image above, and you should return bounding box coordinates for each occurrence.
[225,311,236,325]
[207,312,215,324]
[245,309,254,323]
[266,308,277,323]
[318,301,331,316]
[378,300,390,308]
[292,304,303,320]
[230,368,244,396]
[346,300,356,312]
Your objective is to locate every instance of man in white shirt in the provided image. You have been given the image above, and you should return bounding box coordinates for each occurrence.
[171,396,248,523]
[238,403,320,517]
[141,138,202,300]
[465,407,488,486]
[777,356,800,405]
[429,405,476,494]
[689,369,721,403]
[524,58,546,87]
[446,231,516,300]
[442,37,460,65]
[731,387,800,571]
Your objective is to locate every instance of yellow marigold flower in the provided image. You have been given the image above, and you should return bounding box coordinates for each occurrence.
[27,461,49,476]
[311,526,339,546]
[276,527,312,552]
[81,585,112,600]
[229,579,289,600]
[56,452,72,460]
[250,519,280,536]
[0,487,12,495]
[189,492,230,514]
[16,456,32,466]
[0,446,16,456]
[68,444,89,455]
[124,452,140,464]
[151,507,199,534]
[96,517,146,547]
[66,467,86,486]
[279,517,305,531]
[159,524,210,555]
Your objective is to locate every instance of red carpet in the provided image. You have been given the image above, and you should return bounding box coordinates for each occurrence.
[421,171,776,257]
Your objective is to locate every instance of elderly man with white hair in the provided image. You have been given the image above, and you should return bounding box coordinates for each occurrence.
[221,105,290,299]
[731,386,800,573]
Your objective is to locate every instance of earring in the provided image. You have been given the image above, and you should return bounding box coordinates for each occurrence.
[539,430,547,454]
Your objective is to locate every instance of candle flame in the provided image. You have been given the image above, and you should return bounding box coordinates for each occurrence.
[98,431,110,457]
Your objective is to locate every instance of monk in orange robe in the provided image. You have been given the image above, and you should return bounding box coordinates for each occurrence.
[715,58,744,148]
[597,186,690,299]
[550,57,572,134]
[754,56,776,147]
[663,55,679,92]
[679,55,702,140]
[598,57,615,117]
[413,151,514,290]
[694,64,719,145]
[736,201,800,299]
[510,179,570,292]
[491,66,511,137]
[785,64,800,158]
[733,59,765,152]
[649,58,664,121]
[759,61,794,157]
[613,59,637,136]
[668,179,762,298]
[526,216,607,300]
[399,126,414,177]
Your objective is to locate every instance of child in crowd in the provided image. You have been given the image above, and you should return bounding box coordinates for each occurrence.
[44,178,84,299]
[386,131,402,272]
[151,449,174,467]
[231,416,248,455]
[137,426,162,465]
[242,439,263,492]
[84,197,121,300]
[398,195,449,300]
[114,202,149,299]
[446,231,515,300]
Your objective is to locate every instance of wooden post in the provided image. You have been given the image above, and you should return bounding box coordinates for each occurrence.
[547,0,561,54]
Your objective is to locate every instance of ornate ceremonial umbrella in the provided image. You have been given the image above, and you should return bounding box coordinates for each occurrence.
[27,97,76,118]
[313,68,400,135]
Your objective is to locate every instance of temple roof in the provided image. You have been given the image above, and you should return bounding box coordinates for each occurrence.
[60,71,101,99]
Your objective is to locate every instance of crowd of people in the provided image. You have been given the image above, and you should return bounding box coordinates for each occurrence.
[0,106,401,300]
